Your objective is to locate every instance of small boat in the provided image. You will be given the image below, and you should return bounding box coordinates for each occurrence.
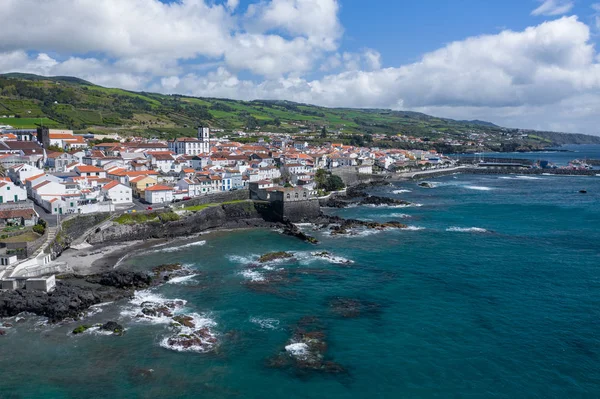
[579,190,587,194]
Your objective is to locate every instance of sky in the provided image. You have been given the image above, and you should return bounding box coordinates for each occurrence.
[1,0,600,134]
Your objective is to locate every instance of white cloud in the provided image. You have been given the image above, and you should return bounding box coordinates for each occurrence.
[2,3,600,134]
[0,0,341,78]
[531,0,574,16]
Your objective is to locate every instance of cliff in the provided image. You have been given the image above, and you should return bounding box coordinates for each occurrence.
[87,201,278,245]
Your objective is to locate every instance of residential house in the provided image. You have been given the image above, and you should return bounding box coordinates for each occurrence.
[144,185,174,204]
[101,181,133,205]
[128,175,158,198]
[0,180,27,204]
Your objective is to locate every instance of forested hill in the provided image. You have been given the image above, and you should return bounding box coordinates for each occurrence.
[1,73,599,148]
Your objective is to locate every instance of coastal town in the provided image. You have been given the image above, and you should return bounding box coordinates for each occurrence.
[0,123,597,290]
[0,124,461,287]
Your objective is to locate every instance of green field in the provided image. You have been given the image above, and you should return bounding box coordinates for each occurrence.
[0,117,59,128]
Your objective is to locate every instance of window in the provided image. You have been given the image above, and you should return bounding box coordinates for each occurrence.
[295,193,299,199]
[286,193,291,199]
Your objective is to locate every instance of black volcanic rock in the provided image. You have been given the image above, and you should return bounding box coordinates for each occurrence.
[359,196,411,207]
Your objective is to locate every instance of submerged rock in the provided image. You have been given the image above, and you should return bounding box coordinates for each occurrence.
[258,252,294,263]
[267,317,346,375]
[0,330,6,336]
[329,297,382,319]
[418,182,435,188]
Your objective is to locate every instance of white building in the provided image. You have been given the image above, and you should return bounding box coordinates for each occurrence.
[168,138,205,156]
[0,179,27,204]
[197,126,211,154]
[144,185,174,204]
[101,181,133,205]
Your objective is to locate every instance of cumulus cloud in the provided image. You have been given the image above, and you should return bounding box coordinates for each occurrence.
[531,0,574,16]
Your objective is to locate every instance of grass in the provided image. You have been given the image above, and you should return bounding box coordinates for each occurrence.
[0,117,59,128]
[184,200,248,212]
[114,212,159,225]
[0,231,42,243]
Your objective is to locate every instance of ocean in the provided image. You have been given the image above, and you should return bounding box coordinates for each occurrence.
[1,167,600,397]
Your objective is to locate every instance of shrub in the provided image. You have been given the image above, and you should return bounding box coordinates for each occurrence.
[158,212,180,223]
[32,224,46,235]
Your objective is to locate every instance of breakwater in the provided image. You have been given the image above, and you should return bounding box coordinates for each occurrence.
[397,167,598,181]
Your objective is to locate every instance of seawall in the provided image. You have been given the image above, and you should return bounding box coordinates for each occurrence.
[87,201,277,245]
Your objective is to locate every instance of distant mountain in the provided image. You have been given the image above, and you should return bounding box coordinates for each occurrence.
[458,120,498,127]
[1,73,599,148]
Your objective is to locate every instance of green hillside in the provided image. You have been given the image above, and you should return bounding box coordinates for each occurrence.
[1,73,599,150]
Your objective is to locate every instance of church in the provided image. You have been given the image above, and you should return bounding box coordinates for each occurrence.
[167,127,211,156]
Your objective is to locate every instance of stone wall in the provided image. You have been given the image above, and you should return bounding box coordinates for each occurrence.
[87,201,273,244]
[281,199,321,223]
[331,167,388,186]
[5,232,47,259]
[176,189,249,208]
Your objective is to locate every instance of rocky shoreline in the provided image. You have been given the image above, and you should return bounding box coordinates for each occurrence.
[0,265,194,323]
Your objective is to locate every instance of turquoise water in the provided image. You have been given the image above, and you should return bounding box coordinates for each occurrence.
[1,173,600,398]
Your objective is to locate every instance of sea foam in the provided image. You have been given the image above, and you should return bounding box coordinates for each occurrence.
[250,317,280,330]
[464,185,494,191]
[153,240,206,253]
[446,227,489,233]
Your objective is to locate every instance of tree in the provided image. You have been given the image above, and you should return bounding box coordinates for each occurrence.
[316,170,346,192]
[320,126,327,138]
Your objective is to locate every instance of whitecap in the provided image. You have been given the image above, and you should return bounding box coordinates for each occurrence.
[227,254,257,264]
[389,213,412,219]
[515,176,543,180]
[120,290,187,324]
[285,342,309,358]
[446,227,489,233]
[240,270,265,282]
[250,317,280,330]
[153,240,206,253]
[392,189,412,194]
[167,274,199,285]
[403,226,426,231]
[464,185,494,191]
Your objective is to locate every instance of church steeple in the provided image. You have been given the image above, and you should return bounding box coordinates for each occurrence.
[198,126,210,154]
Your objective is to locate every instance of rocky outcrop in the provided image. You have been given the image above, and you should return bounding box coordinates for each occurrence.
[329,219,408,235]
[359,196,412,207]
[0,270,165,322]
[85,271,152,289]
[267,317,345,374]
[282,222,319,244]
[259,252,294,263]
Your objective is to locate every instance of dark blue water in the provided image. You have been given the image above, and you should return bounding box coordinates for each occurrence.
[453,144,600,167]
[1,172,600,398]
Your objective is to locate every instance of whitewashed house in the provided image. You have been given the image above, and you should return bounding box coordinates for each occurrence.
[0,179,27,204]
[144,185,174,204]
[101,181,133,205]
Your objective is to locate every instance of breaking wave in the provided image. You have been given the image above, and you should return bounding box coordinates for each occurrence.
[464,185,494,191]
[392,189,412,194]
[446,227,489,233]
[153,240,206,253]
[250,317,280,330]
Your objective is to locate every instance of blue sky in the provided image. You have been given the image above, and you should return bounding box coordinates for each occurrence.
[2,0,600,134]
